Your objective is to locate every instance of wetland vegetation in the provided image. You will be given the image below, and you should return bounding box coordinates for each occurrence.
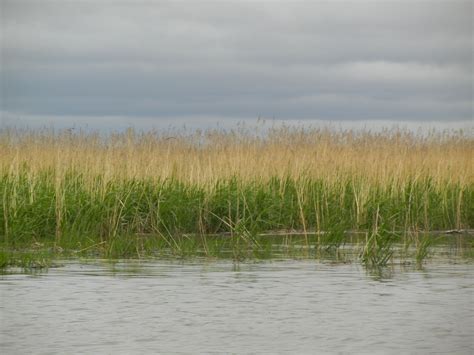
[1,126,472,270]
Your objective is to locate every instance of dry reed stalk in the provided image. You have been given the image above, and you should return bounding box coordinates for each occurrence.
[1,127,472,190]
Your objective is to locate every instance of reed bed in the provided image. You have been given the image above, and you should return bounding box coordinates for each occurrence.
[0,126,472,264]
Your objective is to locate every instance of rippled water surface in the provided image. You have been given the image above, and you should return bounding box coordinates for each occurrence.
[1,258,473,354]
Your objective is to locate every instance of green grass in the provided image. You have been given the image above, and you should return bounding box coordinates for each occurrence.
[0,168,472,269]
[0,249,53,270]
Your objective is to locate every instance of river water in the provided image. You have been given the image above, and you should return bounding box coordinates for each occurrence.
[1,257,473,354]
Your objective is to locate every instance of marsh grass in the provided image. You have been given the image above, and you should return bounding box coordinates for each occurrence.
[0,126,472,267]
[414,233,434,266]
[0,249,53,270]
[361,230,397,267]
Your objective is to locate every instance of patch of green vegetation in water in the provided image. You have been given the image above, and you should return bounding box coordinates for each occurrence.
[0,249,54,271]
[1,231,472,274]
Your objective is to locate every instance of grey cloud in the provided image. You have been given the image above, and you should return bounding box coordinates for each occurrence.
[1,0,472,127]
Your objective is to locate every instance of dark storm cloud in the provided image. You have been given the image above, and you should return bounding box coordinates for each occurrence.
[1,0,472,128]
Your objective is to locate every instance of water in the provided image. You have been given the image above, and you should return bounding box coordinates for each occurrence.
[1,258,473,354]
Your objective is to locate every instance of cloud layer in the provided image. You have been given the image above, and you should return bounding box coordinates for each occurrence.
[1,0,472,128]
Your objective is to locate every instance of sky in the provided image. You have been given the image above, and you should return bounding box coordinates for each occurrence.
[0,0,472,131]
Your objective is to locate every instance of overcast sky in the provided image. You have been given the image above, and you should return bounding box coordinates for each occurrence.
[1,0,472,130]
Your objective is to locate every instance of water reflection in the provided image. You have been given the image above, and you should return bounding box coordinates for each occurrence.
[1,241,473,354]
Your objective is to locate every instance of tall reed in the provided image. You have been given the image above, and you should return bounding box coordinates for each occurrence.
[0,126,472,254]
